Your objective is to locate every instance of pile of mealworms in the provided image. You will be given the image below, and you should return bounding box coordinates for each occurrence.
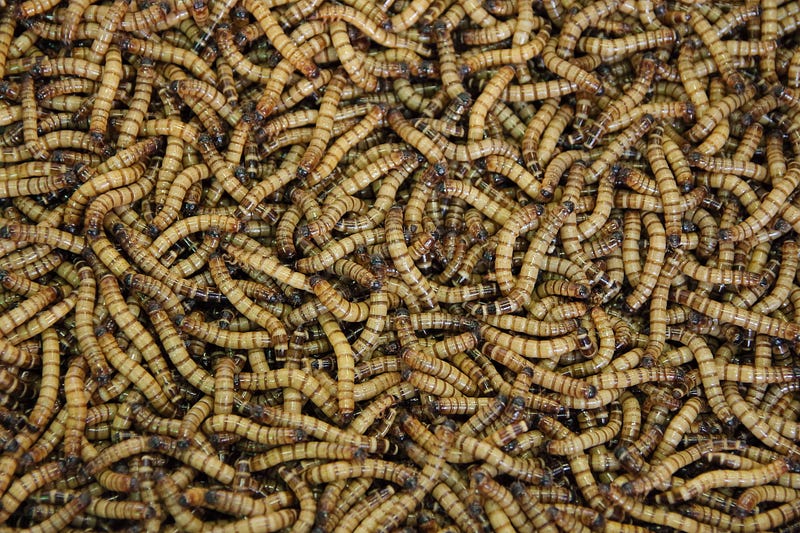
[2,0,800,530]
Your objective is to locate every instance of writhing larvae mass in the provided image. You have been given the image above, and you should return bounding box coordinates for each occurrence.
[1,0,800,531]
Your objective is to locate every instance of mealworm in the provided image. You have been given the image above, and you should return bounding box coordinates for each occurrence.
[0,0,796,530]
